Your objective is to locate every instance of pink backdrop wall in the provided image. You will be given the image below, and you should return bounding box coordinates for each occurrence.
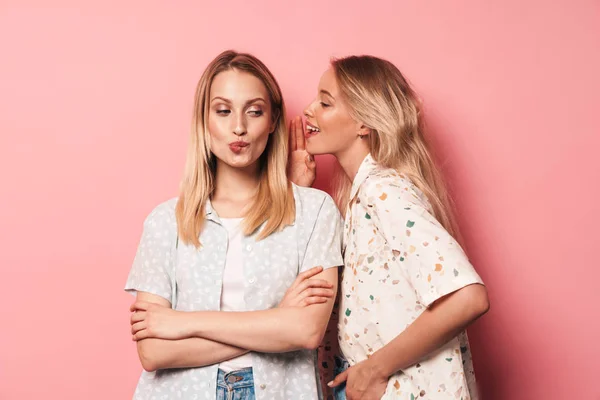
[1,1,598,399]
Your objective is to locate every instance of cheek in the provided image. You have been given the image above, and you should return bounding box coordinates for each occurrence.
[207,117,228,141]
[248,117,272,141]
[315,108,331,131]
[317,108,347,137]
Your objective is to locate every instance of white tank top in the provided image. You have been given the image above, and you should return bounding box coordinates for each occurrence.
[218,218,253,372]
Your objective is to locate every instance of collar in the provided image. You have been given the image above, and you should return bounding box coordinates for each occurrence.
[349,153,377,202]
[204,198,221,224]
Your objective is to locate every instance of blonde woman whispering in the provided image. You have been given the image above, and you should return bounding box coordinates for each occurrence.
[290,55,490,400]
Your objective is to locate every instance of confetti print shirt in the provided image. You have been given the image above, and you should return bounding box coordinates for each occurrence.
[339,154,484,400]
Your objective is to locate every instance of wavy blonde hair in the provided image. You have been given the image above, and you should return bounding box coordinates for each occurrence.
[176,50,294,247]
[331,55,459,239]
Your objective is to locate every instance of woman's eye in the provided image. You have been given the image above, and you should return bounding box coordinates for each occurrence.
[248,110,264,117]
[216,109,231,115]
[320,102,330,108]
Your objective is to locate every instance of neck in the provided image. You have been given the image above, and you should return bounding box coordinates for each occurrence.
[335,140,370,182]
[212,159,261,202]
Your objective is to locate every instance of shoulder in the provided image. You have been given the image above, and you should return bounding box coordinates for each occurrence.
[142,198,178,230]
[291,183,341,223]
[359,167,431,213]
[292,183,337,210]
[292,183,331,204]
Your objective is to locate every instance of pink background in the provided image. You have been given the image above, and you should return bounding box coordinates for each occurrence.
[1,1,599,399]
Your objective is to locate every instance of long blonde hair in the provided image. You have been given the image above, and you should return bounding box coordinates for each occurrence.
[176,50,294,247]
[331,55,459,239]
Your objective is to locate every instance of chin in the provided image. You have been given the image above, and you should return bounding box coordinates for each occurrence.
[306,141,331,156]
[226,157,255,168]
[213,152,252,168]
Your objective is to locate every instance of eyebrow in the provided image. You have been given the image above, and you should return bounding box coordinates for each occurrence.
[320,90,334,99]
[211,96,267,105]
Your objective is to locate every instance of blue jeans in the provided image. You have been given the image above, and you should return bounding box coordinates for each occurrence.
[333,355,350,400]
[216,367,255,400]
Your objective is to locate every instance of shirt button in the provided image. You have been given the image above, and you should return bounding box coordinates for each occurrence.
[248,278,256,284]
[246,245,252,252]
[260,384,266,390]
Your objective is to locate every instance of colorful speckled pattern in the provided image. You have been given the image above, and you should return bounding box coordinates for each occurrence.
[338,154,484,399]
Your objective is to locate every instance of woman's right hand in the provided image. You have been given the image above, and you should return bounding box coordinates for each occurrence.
[278,266,335,308]
[288,116,317,187]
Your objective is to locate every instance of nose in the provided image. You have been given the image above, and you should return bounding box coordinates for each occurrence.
[303,100,316,119]
[233,113,247,136]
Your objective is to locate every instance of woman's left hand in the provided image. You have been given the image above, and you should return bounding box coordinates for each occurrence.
[287,116,316,188]
[328,359,388,400]
[130,301,191,341]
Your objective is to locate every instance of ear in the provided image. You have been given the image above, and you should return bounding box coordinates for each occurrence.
[356,121,371,139]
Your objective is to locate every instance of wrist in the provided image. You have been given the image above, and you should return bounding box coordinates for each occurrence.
[368,351,394,379]
[181,311,203,338]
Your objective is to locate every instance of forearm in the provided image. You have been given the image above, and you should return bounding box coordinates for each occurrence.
[137,337,249,372]
[185,307,327,353]
[369,284,489,377]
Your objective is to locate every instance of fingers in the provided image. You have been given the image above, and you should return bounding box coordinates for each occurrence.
[132,328,150,341]
[305,154,316,171]
[297,280,334,295]
[298,266,324,280]
[327,369,349,387]
[291,266,324,289]
[308,288,335,297]
[129,302,156,340]
[130,311,146,324]
[131,300,165,312]
[301,287,334,298]
[302,296,330,306]
[298,287,334,307]
[295,116,305,151]
[289,118,296,152]
[131,321,146,335]
[296,277,334,293]
[309,279,334,288]
[130,301,149,312]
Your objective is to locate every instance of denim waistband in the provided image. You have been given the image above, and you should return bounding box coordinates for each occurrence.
[334,355,350,374]
[217,367,254,390]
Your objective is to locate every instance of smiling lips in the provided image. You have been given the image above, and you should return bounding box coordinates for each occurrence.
[305,122,320,139]
[229,141,249,154]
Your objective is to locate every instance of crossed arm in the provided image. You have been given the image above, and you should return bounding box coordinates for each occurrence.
[130,266,338,372]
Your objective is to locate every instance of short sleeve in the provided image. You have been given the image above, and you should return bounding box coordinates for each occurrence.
[301,194,344,273]
[368,181,483,307]
[124,201,177,304]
